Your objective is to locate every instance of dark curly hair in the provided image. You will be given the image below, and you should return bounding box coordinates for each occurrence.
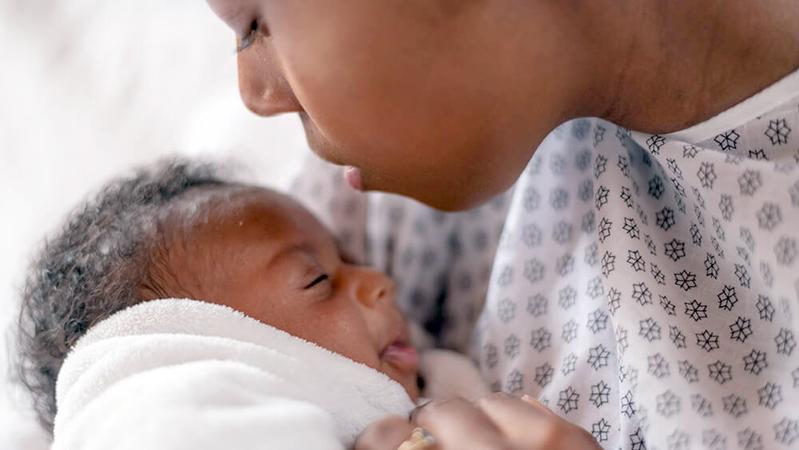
[15,159,235,433]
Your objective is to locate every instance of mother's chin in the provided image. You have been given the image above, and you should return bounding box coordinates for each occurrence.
[365,156,520,212]
[299,113,515,212]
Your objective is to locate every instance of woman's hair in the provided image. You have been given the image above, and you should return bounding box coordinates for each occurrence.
[15,159,231,433]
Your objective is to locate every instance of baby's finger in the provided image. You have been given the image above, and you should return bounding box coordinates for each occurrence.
[355,415,415,450]
[412,398,505,449]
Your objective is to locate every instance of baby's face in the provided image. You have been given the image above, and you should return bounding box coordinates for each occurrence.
[141,187,419,399]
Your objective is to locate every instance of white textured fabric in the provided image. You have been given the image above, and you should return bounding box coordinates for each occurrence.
[53,299,415,450]
[293,69,799,450]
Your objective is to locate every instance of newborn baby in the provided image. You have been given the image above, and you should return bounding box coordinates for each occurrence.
[16,159,486,450]
[137,169,422,398]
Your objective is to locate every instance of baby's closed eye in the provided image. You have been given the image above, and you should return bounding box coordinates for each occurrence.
[304,274,329,290]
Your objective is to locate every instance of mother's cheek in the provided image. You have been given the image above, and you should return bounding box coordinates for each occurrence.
[269,2,447,149]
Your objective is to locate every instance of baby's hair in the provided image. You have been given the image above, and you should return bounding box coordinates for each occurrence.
[15,159,232,433]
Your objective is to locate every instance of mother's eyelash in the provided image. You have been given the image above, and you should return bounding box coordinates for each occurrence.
[235,19,259,53]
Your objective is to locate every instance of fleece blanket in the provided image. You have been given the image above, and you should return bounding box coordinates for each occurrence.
[53,299,415,450]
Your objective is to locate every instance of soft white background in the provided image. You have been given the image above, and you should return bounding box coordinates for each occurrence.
[0,2,309,447]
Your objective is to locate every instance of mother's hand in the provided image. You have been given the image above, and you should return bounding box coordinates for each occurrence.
[355,415,416,450]
[355,393,602,450]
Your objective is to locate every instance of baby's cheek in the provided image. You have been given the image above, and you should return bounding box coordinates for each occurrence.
[315,324,381,368]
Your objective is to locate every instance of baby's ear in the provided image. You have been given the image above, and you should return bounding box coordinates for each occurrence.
[138,243,183,302]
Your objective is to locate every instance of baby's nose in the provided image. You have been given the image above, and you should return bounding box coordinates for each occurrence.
[353,268,395,308]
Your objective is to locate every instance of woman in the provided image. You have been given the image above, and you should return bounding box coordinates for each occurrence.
[206,1,799,449]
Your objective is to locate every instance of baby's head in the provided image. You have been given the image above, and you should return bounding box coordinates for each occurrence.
[17,160,419,432]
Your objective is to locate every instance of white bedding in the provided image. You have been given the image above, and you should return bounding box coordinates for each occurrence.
[53,299,414,450]
[0,2,308,448]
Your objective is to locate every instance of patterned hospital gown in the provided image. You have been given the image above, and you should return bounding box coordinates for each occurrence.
[293,69,799,449]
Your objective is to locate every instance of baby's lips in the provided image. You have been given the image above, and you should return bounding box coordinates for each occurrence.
[382,343,419,373]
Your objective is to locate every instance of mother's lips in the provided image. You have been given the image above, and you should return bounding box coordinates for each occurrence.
[344,166,363,191]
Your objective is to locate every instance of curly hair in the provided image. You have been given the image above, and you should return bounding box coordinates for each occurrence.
[15,159,234,433]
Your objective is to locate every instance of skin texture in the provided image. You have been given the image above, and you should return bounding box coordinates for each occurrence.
[206,0,799,211]
[139,186,419,400]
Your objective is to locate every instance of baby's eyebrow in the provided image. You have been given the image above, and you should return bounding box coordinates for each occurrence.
[335,240,359,265]
[267,242,316,267]
[273,239,357,266]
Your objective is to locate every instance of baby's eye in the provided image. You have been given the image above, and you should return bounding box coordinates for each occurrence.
[304,274,329,290]
[236,19,259,53]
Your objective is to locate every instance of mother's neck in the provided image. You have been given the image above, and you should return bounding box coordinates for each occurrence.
[583,0,799,133]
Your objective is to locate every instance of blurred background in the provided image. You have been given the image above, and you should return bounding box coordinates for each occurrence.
[0,2,310,447]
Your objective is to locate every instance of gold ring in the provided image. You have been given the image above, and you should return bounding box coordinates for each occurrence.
[397,427,435,450]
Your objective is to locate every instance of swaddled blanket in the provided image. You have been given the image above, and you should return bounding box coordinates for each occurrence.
[53,299,416,450]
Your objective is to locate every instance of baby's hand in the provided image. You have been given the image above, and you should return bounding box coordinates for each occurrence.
[355,393,601,450]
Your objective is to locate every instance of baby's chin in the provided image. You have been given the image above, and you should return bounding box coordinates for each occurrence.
[380,343,420,400]
[381,364,420,401]
[397,372,421,401]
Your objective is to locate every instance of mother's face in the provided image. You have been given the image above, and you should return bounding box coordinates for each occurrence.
[207,0,583,210]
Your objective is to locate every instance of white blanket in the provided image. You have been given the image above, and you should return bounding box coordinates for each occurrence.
[53,299,415,450]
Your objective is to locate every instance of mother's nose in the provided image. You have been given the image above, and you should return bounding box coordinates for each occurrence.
[236,39,302,116]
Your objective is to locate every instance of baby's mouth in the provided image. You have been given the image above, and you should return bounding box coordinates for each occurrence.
[380,329,419,373]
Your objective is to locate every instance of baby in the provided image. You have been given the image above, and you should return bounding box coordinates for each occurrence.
[16,159,486,449]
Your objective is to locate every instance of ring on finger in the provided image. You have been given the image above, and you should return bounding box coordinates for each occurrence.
[397,427,436,450]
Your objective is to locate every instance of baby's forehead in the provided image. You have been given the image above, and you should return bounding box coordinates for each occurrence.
[166,184,289,221]
[146,184,331,290]
[164,184,327,242]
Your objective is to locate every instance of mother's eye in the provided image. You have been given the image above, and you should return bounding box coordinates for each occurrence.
[304,274,329,290]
